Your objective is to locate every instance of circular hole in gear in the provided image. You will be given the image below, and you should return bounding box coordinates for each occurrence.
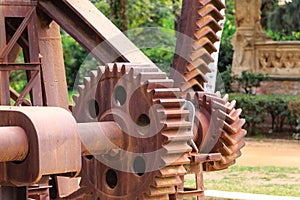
[105,169,118,189]
[133,156,146,176]
[88,99,99,119]
[114,86,127,106]
[85,155,94,160]
[136,114,150,135]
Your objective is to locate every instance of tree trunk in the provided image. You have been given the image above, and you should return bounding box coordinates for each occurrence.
[172,0,181,31]
[120,0,128,31]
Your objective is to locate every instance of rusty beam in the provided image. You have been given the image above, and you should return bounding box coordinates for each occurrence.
[37,0,154,65]
[37,19,69,110]
[0,63,40,71]
[0,8,35,61]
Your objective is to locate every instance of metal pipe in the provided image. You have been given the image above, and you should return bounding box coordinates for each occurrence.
[0,126,28,162]
[77,122,124,156]
[0,121,123,162]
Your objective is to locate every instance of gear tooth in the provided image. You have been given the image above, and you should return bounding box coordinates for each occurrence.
[106,63,115,68]
[193,37,217,54]
[162,154,191,166]
[121,64,127,74]
[229,108,242,122]
[190,47,214,63]
[144,191,170,200]
[187,59,211,74]
[153,176,182,188]
[163,142,192,154]
[197,15,222,32]
[83,77,91,89]
[194,26,220,43]
[223,94,229,103]
[97,66,105,77]
[77,85,85,94]
[226,100,237,112]
[215,91,221,97]
[112,63,119,74]
[138,72,167,84]
[89,70,98,81]
[103,65,112,77]
[198,4,224,20]
[72,94,79,104]
[147,79,174,90]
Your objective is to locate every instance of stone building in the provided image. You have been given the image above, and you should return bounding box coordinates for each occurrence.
[231,0,300,95]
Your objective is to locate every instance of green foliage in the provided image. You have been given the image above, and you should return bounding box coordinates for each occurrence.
[229,94,299,135]
[124,0,178,73]
[217,65,236,94]
[218,0,235,73]
[288,99,300,139]
[288,99,300,119]
[261,0,279,29]
[61,30,99,88]
[126,27,176,74]
[237,71,269,94]
[61,30,89,88]
[265,29,300,41]
[266,0,300,40]
[218,68,268,95]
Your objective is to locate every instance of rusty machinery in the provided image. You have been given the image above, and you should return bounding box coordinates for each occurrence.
[0,0,246,199]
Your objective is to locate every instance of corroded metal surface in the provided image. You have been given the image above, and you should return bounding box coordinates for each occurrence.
[37,0,154,65]
[78,122,124,156]
[171,0,246,172]
[0,0,247,199]
[0,126,28,162]
[37,17,69,110]
[71,63,193,199]
[0,2,43,106]
[172,0,225,93]
[0,106,81,186]
[187,92,247,171]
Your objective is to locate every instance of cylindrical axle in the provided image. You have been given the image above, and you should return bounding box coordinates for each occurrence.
[0,126,28,162]
[0,122,123,162]
[78,122,123,156]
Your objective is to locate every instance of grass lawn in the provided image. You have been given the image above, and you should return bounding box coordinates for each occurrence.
[185,165,300,197]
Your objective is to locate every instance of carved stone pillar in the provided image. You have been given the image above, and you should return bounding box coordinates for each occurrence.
[231,0,270,76]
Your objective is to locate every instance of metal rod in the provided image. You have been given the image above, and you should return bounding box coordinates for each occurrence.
[0,121,123,162]
[0,126,28,162]
[77,122,123,156]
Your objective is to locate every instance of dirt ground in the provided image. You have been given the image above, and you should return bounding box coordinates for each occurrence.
[236,138,300,167]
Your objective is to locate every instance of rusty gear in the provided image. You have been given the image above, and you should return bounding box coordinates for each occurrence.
[71,63,193,199]
[171,0,225,92]
[171,0,246,172]
[188,92,246,171]
[204,94,247,171]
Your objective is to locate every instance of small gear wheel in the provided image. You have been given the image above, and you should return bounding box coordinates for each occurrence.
[187,92,247,171]
[71,63,193,199]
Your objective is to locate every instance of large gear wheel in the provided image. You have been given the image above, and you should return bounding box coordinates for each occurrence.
[171,0,246,172]
[71,63,193,199]
[171,0,225,92]
[188,92,246,171]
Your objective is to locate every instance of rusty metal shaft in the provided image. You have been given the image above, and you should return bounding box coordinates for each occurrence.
[0,122,122,162]
[0,126,28,162]
[78,122,123,156]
